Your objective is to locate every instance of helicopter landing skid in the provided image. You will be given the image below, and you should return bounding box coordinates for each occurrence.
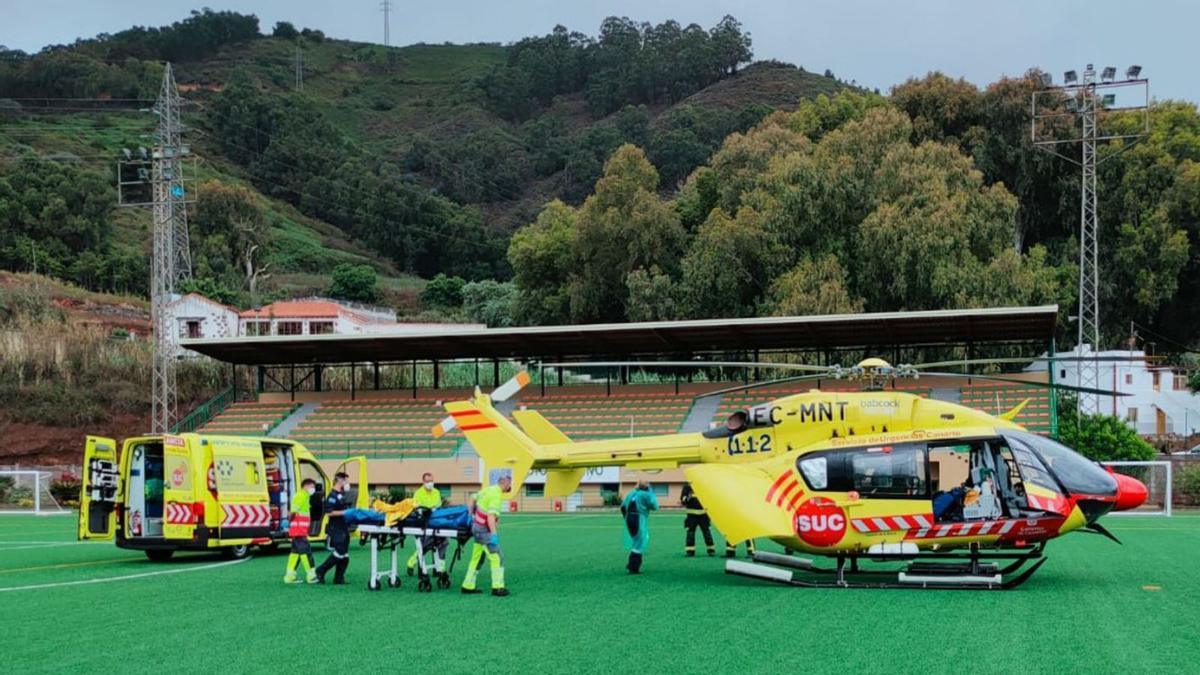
[729,545,1047,590]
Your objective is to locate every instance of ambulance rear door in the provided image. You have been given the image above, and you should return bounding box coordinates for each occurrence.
[333,456,370,509]
[162,436,197,539]
[78,436,120,541]
[211,439,272,540]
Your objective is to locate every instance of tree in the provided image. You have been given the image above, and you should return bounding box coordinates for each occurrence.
[327,264,380,304]
[625,267,680,321]
[462,280,518,327]
[678,206,786,318]
[181,277,239,305]
[1056,395,1155,461]
[508,200,576,325]
[191,181,270,297]
[768,255,864,316]
[568,145,687,322]
[272,22,298,39]
[421,273,466,309]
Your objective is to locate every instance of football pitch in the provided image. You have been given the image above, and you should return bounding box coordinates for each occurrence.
[1,513,1197,674]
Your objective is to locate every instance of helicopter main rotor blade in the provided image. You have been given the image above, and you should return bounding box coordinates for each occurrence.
[911,355,1161,370]
[540,361,835,373]
[917,371,1130,397]
[692,374,831,401]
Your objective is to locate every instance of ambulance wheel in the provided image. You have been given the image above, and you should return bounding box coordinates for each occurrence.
[145,549,174,562]
[418,578,432,593]
[387,577,401,589]
[222,544,252,560]
[368,578,381,591]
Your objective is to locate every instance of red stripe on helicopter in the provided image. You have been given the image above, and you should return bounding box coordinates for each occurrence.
[785,487,806,512]
[765,472,793,503]
[450,410,485,418]
[775,478,800,507]
[1026,493,1071,516]
[904,519,1020,539]
[459,422,498,431]
[851,513,935,533]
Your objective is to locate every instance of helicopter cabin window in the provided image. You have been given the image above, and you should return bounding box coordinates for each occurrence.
[848,444,927,498]
[798,457,828,490]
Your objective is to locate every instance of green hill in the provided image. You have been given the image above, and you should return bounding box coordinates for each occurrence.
[1,11,852,308]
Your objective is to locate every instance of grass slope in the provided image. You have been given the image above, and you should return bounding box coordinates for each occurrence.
[1,512,1196,674]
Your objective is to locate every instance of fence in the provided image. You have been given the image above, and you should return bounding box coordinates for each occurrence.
[171,385,235,434]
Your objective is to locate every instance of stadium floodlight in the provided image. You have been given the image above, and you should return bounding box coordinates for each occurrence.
[1064,69,1078,84]
[1101,66,1117,82]
[1102,94,1116,106]
[1038,72,1052,88]
[1126,65,1142,79]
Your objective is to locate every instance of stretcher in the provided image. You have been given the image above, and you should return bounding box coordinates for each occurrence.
[357,524,472,592]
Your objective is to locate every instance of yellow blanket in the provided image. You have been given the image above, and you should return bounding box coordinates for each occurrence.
[372,498,416,526]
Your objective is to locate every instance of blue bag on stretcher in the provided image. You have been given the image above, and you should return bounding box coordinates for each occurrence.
[343,508,386,526]
[427,505,470,529]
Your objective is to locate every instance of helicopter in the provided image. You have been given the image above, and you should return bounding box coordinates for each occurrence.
[431,356,1150,590]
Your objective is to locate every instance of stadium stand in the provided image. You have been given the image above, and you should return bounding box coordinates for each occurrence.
[285,398,462,457]
[514,390,694,439]
[198,401,299,435]
[959,382,1053,434]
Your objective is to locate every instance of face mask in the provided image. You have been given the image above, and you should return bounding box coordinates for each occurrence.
[304,487,315,496]
[423,481,434,490]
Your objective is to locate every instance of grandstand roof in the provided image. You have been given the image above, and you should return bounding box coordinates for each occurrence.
[181,305,1058,366]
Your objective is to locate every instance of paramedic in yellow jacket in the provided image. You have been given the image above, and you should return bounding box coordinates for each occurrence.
[407,472,448,584]
[461,471,511,597]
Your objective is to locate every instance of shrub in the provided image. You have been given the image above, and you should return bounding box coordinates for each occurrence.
[1176,464,1200,506]
[50,472,81,506]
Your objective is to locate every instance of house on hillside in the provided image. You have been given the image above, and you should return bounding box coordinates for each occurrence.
[1025,347,1199,438]
[164,293,240,346]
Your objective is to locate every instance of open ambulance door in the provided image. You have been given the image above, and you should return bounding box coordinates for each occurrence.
[211,441,272,540]
[78,436,120,541]
[333,456,370,510]
[162,436,196,540]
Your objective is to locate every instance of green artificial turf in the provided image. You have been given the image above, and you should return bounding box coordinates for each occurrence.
[1,513,1197,674]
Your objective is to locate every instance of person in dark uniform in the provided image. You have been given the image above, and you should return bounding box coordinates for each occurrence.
[315,472,353,585]
[680,483,715,557]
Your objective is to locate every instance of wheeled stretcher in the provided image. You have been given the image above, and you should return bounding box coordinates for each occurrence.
[357,524,472,591]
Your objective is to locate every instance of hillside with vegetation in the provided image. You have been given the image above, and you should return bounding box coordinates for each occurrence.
[1,10,849,312]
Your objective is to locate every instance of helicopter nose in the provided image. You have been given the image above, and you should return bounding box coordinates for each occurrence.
[1111,471,1149,511]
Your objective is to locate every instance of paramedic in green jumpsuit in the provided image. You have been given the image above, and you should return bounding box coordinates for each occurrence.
[407,472,446,581]
[461,472,511,597]
[622,480,659,574]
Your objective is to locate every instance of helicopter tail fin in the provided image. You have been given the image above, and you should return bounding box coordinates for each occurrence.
[511,410,587,496]
[436,388,543,497]
[999,398,1031,422]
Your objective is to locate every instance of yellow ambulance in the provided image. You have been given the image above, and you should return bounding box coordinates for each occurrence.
[78,433,367,560]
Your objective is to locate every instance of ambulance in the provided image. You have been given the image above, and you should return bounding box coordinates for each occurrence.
[78,433,368,560]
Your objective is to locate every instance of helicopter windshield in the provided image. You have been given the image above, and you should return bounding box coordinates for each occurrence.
[1004,431,1117,497]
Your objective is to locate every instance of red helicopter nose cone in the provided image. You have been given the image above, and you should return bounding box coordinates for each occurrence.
[1113,471,1149,511]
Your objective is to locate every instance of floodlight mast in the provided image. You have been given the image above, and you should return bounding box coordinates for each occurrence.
[1031,64,1150,415]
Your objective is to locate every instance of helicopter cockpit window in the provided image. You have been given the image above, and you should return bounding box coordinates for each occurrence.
[799,457,828,490]
[849,445,927,498]
[1006,431,1117,497]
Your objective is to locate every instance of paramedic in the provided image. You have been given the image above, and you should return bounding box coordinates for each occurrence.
[315,472,353,585]
[283,479,318,584]
[461,472,511,597]
[680,483,715,557]
[407,472,448,584]
[622,480,659,574]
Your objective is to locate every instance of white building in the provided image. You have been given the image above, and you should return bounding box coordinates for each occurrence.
[1025,347,1198,437]
[237,298,484,336]
[163,293,240,346]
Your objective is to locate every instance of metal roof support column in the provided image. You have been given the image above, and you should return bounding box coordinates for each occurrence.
[314,364,323,392]
[474,358,479,387]
[411,361,417,399]
[539,360,545,396]
[231,363,237,402]
[493,359,500,387]
[374,362,380,390]
[256,365,265,393]
[350,362,356,401]
[289,363,295,403]
[433,359,440,390]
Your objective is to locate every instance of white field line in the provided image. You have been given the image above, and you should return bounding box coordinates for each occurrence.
[0,557,250,592]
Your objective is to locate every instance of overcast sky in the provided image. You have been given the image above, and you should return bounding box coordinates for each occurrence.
[3,0,1195,102]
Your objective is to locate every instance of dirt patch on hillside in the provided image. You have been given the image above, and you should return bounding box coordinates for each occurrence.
[0,412,151,466]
